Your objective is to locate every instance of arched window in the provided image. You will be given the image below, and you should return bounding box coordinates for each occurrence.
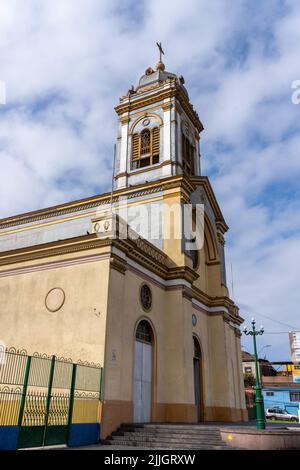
[136,320,152,344]
[131,127,160,170]
[193,336,201,359]
[193,335,203,421]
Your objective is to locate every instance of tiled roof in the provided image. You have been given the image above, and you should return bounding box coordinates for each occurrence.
[242,351,254,361]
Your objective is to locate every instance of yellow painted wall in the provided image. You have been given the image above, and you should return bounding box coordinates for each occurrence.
[0,248,110,364]
[103,263,246,417]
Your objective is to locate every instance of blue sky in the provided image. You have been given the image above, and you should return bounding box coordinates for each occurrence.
[0,0,300,361]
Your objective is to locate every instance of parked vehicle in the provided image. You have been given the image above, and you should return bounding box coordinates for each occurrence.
[265,407,298,422]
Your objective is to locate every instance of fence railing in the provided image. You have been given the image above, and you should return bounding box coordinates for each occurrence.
[0,347,103,449]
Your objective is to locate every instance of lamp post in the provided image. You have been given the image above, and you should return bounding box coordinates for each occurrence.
[258,344,271,359]
[243,318,266,430]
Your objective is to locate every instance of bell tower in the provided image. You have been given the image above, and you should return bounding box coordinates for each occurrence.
[114,45,204,189]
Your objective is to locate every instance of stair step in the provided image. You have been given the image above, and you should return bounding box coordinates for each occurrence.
[115,428,221,436]
[106,441,229,449]
[120,424,220,432]
[112,432,221,439]
[109,439,225,447]
[110,434,222,443]
[105,423,234,450]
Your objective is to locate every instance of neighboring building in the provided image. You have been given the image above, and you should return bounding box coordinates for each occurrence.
[242,350,277,420]
[242,351,276,381]
[263,388,300,416]
[0,57,247,439]
[262,363,300,416]
[275,363,300,383]
[242,352,300,418]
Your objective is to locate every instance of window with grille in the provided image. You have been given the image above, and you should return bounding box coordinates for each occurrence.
[136,320,152,344]
[131,127,160,170]
[290,392,300,402]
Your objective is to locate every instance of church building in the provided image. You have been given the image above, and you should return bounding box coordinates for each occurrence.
[0,54,247,439]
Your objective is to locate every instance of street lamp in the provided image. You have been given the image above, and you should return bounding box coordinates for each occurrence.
[243,318,266,430]
[258,344,271,358]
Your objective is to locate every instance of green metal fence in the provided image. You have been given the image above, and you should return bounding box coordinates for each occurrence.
[0,348,103,449]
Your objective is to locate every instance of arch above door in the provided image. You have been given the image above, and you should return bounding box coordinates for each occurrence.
[193,335,204,421]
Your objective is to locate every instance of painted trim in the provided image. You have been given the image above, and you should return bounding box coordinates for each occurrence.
[192,298,229,315]
[68,423,100,447]
[0,426,19,450]
[0,253,111,277]
[129,112,163,134]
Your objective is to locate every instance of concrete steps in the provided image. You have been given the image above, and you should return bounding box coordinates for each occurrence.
[103,423,236,450]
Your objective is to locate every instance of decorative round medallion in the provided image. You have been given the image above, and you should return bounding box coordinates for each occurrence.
[103,220,110,231]
[142,118,150,127]
[45,288,65,313]
[140,284,152,311]
[145,67,154,76]
[192,314,197,327]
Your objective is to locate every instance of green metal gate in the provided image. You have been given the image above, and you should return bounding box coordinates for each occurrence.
[0,348,102,449]
[18,354,74,448]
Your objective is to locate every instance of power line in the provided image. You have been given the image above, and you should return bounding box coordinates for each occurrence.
[263,331,291,335]
[242,309,300,331]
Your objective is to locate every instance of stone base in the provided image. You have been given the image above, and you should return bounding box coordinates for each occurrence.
[101,400,248,439]
[221,427,300,450]
[205,406,248,422]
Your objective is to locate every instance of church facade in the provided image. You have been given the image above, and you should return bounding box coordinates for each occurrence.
[0,59,247,438]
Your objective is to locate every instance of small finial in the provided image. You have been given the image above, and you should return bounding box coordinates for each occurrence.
[156,41,165,71]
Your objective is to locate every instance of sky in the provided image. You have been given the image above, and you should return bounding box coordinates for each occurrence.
[0,0,300,361]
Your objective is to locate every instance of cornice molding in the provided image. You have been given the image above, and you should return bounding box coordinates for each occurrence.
[115,84,204,133]
[0,228,242,325]
[192,283,242,325]
[0,175,227,244]
[119,116,131,125]
[162,102,173,111]
[110,254,127,274]
[190,176,229,232]
[0,176,192,231]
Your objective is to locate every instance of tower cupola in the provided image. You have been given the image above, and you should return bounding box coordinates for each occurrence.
[114,44,204,189]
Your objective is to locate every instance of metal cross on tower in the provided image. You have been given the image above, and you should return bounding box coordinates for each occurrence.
[156,42,165,62]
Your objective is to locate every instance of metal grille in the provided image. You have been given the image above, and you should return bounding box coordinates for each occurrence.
[141,129,151,155]
[0,347,103,448]
[136,320,152,344]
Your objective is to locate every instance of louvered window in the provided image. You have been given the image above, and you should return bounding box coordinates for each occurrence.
[182,133,195,176]
[131,133,139,164]
[131,126,160,169]
[152,127,160,164]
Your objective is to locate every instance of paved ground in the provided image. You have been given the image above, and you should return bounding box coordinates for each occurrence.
[76,422,300,450]
[24,422,300,451]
